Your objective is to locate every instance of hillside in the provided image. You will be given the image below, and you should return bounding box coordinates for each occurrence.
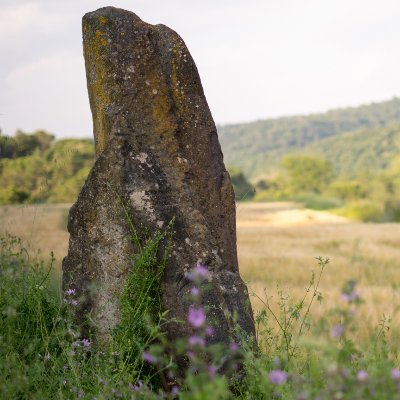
[304,123,400,177]
[0,132,94,204]
[218,97,400,180]
[1,98,400,208]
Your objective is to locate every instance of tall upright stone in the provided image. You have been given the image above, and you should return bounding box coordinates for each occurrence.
[63,7,255,347]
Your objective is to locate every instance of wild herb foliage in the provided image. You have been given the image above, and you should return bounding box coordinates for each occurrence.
[0,230,172,399]
[112,217,174,382]
[2,234,400,399]
[0,235,67,398]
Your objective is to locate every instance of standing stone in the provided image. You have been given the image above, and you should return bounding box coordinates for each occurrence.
[63,7,255,348]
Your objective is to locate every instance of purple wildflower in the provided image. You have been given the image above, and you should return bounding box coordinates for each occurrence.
[357,370,368,382]
[269,370,288,385]
[171,386,179,394]
[208,365,218,379]
[191,287,200,296]
[63,298,68,303]
[66,288,76,296]
[188,336,206,347]
[229,342,239,352]
[71,299,78,306]
[341,291,359,302]
[392,369,400,381]
[187,264,209,281]
[205,326,214,336]
[142,351,157,364]
[195,263,209,276]
[186,351,195,360]
[331,324,345,338]
[82,338,90,348]
[188,306,206,327]
[129,380,143,391]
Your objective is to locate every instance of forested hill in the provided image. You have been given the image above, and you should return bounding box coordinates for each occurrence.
[1,98,400,206]
[218,97,400,180]
[305,122,400,178]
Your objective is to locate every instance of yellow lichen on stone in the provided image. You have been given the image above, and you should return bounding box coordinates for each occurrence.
[85,25,112,156]
[98,15,107,25]
[95,29,107,46]
[169,41,189,116]
[146,72,177,145]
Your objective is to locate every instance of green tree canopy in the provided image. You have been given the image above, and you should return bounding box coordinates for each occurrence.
[0,130,55,159]
[282,154,334,193]
[227,167,255,201]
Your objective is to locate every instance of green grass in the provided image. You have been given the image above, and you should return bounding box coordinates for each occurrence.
[294,194,343,211]
[2,234,400,399]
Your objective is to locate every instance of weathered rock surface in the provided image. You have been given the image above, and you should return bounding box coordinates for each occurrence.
[63,6,255,346]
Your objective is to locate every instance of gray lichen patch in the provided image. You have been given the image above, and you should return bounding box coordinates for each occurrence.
[129,190,156,221]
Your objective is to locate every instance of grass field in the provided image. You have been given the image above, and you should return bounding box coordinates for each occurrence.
[2,201,400,398]
[1,202,400,341]
[235,202,400,342]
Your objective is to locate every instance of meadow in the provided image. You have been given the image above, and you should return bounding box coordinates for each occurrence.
[2,202,400,336]
[2,202,400,398]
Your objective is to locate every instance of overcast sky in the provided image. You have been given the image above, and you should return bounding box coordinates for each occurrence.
[1,0,400,138]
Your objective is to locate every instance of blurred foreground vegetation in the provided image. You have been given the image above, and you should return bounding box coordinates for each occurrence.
[2,234,400,399]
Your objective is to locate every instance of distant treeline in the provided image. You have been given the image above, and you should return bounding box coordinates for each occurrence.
[0,130,252,205]
[219,97,400,180]
[252,153,400,222]
[0,130,93,204]
[1,97,400,221]
[219,97,400,221]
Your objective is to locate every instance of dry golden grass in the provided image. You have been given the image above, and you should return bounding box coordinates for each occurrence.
[1,201,399,339]
[237,202,400,340]
[0,204,70,265]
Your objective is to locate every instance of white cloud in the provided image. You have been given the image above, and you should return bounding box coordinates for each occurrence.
[0,3,70,37]
[1,52,91,137]
[0,0,399,135]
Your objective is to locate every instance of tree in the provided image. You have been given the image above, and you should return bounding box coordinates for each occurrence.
[227,167,255,201]
[282,154,334,194]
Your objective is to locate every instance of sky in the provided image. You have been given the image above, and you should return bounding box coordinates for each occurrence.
[1,0,400,138]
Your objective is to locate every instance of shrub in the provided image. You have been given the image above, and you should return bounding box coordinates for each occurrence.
[335,200,384,222]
